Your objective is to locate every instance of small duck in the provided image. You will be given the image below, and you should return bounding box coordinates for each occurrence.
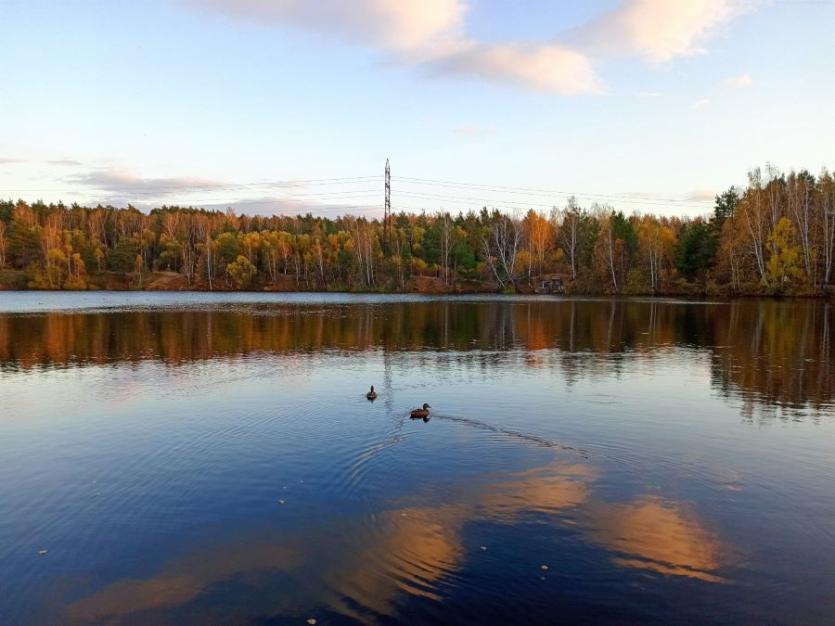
[410,403,431,419]
[366,385,378,401]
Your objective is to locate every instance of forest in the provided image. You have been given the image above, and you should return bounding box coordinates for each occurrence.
[0,166,833,296]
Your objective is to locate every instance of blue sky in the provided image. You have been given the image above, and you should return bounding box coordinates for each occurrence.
[1,0,833,217]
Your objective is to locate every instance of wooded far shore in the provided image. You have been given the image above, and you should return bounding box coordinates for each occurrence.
[2,166,834,297]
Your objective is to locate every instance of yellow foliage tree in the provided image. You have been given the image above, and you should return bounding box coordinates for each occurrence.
[64,253,88,290]
[766,217,804,289]
[226,255,257,289]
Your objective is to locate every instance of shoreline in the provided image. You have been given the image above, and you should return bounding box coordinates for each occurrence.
[3,268,833,300]
[0,287,831,301]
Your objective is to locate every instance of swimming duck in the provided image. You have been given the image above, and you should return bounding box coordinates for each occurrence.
[410,403,431,419]
[366,385,378,400]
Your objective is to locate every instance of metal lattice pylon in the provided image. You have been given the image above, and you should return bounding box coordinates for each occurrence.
[384,158,391,253]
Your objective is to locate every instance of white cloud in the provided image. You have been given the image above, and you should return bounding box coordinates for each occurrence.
[63,167,381,215]
[186,0,602,94]
[685,189,717,201]
[435,43,602,95]
[577,0,759,64]
[725,73,753,87]
[47,158,84,166]
[693,98,712,108]
[187,0,466,56]
[200,196,379,217]
[69,169,224,197]
[185,0,763,94]
[0,155,91,167]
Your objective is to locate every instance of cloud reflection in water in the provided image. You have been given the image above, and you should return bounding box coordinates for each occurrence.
[67,456,726,623]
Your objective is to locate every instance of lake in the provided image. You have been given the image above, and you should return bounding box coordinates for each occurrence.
[1,293,834,625]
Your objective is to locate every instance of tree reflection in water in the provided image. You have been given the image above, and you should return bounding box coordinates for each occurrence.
[1,299,832,416]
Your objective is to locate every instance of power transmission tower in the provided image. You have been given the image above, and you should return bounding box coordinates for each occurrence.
[384,158,391,254]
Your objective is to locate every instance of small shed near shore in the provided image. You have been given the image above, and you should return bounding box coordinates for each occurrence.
[535,273,567,295]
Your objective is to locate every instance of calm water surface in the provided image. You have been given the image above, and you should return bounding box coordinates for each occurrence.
[1,293,834,625]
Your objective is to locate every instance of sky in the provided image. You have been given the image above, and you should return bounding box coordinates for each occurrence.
[1,0,833,218]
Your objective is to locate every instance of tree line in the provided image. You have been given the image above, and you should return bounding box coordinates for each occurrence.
[1,165,833,295]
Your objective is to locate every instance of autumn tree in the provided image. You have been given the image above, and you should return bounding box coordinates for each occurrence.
[481,211,521,289]
[0,221,6,267]
[594,210,619,292]
[766,217,803,290]
[819,170,835,284]
[2,163,833,295]
[522,209,553,283]
[226,255,257,289]
[636,215,674,293]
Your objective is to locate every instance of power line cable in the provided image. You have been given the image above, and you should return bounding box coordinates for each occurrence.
[395,175,714,205]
